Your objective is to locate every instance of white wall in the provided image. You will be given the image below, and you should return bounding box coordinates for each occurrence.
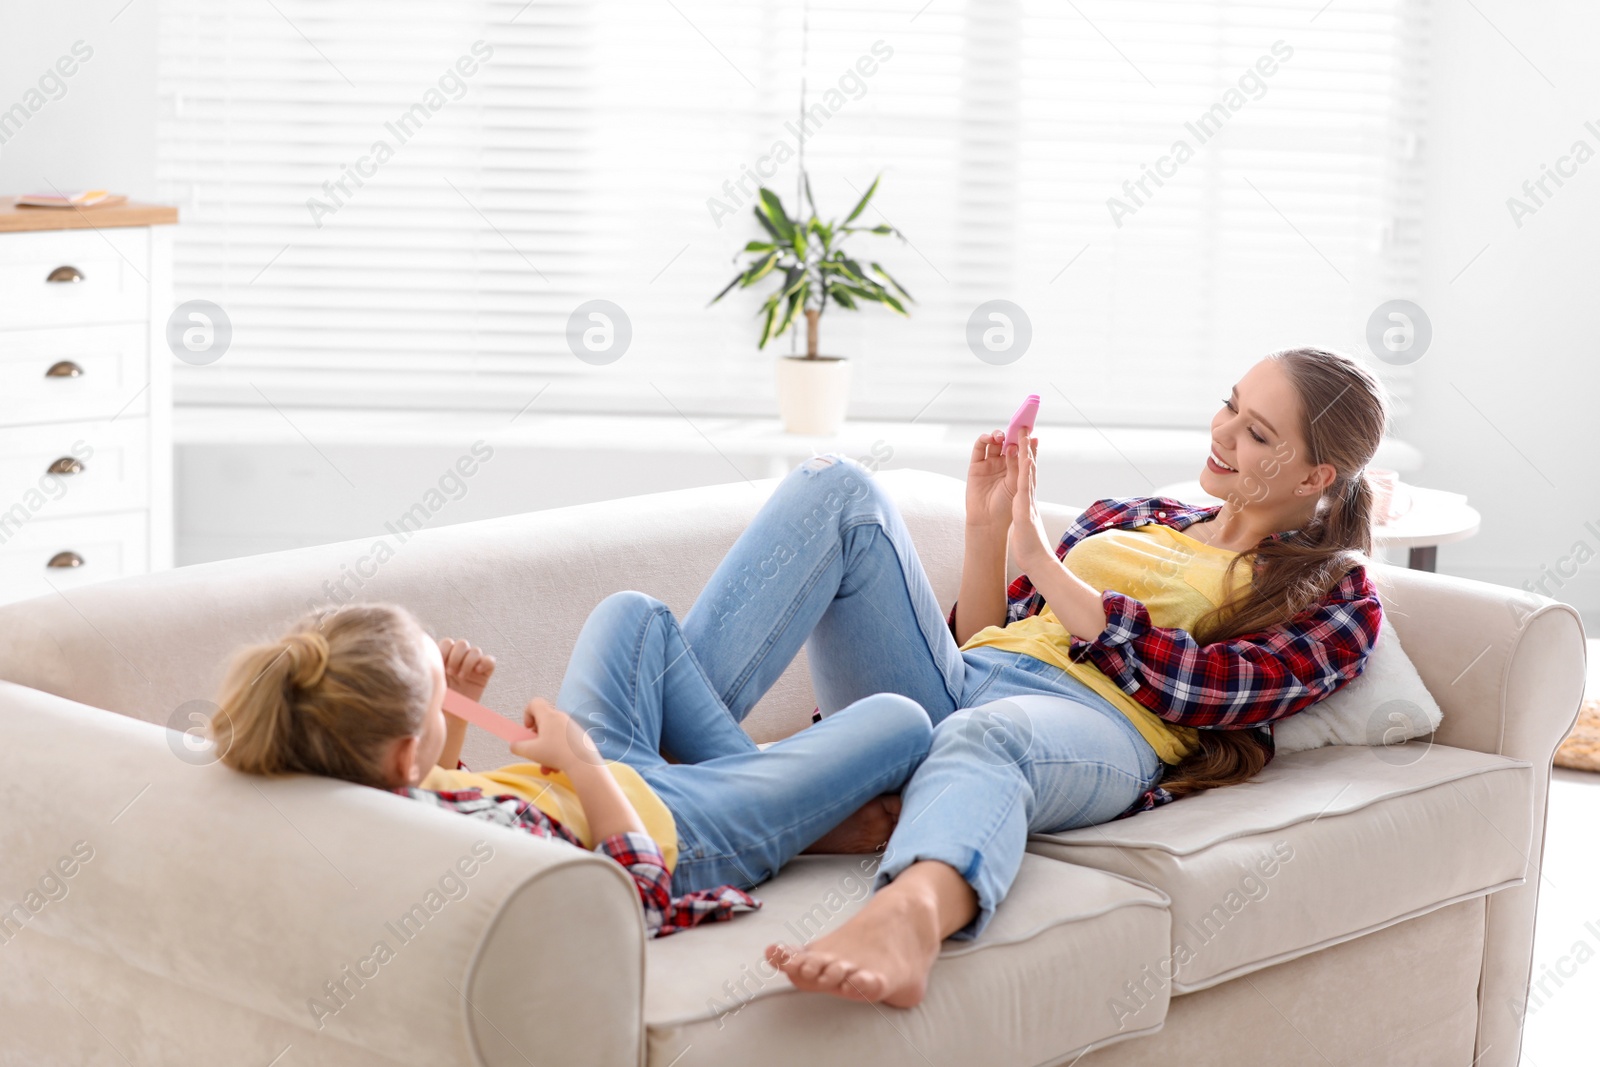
[0,1,158,198]
[1411,1,1600,626]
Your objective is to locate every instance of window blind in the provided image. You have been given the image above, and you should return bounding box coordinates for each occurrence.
[157,0,1426,425]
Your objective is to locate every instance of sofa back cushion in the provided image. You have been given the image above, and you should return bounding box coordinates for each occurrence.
[0,467,1067,765]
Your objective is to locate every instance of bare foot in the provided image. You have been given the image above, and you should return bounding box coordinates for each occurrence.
[803,795,902,855]
[763,875,943,1008]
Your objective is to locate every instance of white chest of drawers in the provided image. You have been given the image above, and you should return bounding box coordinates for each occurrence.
[0,200,176,607]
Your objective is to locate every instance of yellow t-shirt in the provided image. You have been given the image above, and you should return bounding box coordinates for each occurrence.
[423,762,679,872]
[959,522,1251,764]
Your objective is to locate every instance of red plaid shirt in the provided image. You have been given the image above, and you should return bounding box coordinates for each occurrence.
[399,786,759,937]
[947,495,1383,815]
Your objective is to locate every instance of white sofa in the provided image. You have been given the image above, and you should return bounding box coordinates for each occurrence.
[0,467,1586,1066]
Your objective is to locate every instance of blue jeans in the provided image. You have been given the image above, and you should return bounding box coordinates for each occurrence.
[896,648,1163,937]
[558,590,934,896]
[563,453,1162,933]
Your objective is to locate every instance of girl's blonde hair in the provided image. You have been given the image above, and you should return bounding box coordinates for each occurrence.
[210,603,433,789]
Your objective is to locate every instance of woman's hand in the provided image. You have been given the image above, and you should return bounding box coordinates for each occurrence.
[1000,435,1111,640]
[509,698,601,774]
[966,429,1018,531]
[439,638,495,702]
[1007,433,1053,571]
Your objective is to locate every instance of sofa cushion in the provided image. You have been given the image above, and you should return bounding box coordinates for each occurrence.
[1027,742,1533,993]
[642,853,1171,1067]
[1270,619,1443,753]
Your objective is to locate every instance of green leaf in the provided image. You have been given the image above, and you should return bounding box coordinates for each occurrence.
[777,284,805,336]
[757,188,796,245]
[756,295,780,349]
[753,206,782,242]
[878,290,909,315]
[871,262,914,302]
[828,285,858,310]
[779,267,807,299]
[840,223,898,238]
[739,250,780,287]
[708,270,745,306]
[803,172,818,218]
[741,240,777,254]
[843,174,881,225]
[831,282,880,302]
[832,282,909,317]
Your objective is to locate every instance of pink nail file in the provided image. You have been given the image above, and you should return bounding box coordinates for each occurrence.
[1003,394,1041,454]
[443,688,536,743]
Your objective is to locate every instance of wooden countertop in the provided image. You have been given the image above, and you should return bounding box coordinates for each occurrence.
[0,198,178,233]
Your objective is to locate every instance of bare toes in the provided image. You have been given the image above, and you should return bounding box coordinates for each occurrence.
[842,968,888,1002]
[816,955,858,991]
[796,951,834,983]
[778,948,814,981]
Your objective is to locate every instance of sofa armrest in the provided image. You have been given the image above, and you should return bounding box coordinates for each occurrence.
[1368,565,1587,1067]
[1372,564,1587,762]
[0,682,645,1067]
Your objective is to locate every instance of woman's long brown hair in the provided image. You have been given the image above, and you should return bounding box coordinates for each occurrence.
[1157,347,1389,799]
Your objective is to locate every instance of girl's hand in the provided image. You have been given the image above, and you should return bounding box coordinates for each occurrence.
[509,698,601,774]
[966,429,1019,531]
[1007,434,1053,570]
[439,638,496,702]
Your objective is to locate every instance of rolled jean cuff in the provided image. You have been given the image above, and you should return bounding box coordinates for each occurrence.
[873,845,1001,941]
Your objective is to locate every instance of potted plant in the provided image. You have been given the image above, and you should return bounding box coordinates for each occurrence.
[710,174,914,435]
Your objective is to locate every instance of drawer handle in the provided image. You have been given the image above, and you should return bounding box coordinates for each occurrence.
[47,265,85,284]
[45,361,84,378]
[47,551,85,569]
[47,457,86,476]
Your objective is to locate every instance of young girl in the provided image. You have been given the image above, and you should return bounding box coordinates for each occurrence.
[209,595,934,937]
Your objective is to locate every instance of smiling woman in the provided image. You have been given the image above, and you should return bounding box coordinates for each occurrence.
[1157,347,1391,797]
[762,347,1390,1008]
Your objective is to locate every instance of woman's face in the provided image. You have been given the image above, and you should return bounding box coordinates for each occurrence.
[407,630,449,785]
[1200,358,1332,511]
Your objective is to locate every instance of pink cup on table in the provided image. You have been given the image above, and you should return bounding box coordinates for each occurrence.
[1368,468,1408,525]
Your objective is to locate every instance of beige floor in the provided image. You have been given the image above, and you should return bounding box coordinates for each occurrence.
[1518,638,1599,1066]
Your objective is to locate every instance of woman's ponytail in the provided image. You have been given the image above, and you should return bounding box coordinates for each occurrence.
[1336,468,1376,557]
[210,604,434,789]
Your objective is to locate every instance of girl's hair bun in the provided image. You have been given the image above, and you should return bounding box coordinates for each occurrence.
[211,602,432,787]
[281,630,331,690]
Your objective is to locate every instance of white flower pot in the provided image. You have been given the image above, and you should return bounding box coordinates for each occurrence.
[775,355,852,436]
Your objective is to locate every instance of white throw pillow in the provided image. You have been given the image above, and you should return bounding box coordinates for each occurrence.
[1270,622,1443,754]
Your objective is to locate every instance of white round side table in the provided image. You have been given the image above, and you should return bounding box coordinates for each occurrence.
[1151,481,1481,571]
